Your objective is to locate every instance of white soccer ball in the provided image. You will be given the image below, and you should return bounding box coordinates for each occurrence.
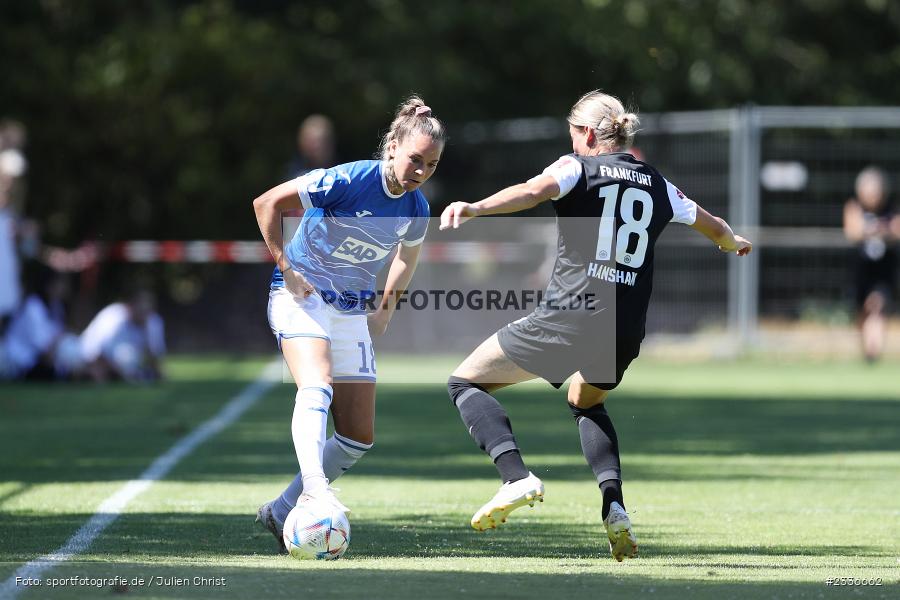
[282,501,350,560]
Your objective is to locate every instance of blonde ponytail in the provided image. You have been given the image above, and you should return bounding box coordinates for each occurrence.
[568,90,639,149]
[378,95,447,161]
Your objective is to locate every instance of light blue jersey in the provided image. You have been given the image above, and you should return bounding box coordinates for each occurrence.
[270,160,430,314]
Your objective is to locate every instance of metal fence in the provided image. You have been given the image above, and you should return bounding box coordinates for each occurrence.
[75,107,900,356]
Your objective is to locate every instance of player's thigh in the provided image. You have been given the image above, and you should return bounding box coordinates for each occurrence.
[328,313,376,443]
[331,382,376,444]
[329,313,377,383]
[567,372,609,409]
[577,336,642,395]
[282,336,332,387]
[269,289,333,386]
[452,333,538,393]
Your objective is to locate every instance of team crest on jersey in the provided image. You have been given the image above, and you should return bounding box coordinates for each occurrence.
[550,156,577,170]
[303,169,351,195]
[332,237,391,264]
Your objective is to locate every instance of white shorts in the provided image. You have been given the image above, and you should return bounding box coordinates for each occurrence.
[268,288,376,382]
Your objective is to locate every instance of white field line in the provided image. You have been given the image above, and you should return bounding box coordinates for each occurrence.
[0,359,282,599]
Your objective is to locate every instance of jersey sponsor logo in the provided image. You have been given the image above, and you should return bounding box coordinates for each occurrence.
[355,210,373,217]
[332,237,391,264]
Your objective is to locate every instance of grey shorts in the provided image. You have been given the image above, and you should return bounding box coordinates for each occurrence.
[496,314,641,390]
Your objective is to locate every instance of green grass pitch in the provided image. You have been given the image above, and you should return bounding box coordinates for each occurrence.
[1,355,898,599]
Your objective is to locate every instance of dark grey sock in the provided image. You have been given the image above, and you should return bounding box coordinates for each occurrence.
[570,402,623,518]
[494,450,529,483]
[600,479,624,521]
[448,376,526,482]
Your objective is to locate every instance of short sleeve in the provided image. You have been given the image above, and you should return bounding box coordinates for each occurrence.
[294,167,351,210]
[530,155,583,200]
[401,194,431,247]
[665,178,698,225]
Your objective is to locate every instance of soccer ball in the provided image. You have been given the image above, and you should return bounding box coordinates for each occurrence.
[282,501,350,560]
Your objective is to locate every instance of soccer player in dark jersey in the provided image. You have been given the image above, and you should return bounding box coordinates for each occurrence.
[440,90,752,561]
[843,166,900,362]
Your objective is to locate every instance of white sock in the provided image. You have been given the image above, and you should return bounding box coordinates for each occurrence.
[272,432,372,524]
[324,432,373,482]
[292,383,333,495]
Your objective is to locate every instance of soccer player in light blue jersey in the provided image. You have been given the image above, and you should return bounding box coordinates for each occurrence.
[253,96,445,552]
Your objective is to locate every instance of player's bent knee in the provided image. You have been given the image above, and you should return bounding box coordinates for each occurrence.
[567,385,608,409]
[447,375,482,405]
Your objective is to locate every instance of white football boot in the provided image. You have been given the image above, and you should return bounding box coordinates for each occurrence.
[470,472,544,531]
[299,485,351,515]
[604,501,638,561]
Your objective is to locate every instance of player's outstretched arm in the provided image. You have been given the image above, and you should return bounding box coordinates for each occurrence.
[690,205,753,256]
[439,175,560,230]
[368,243,422,336]
[253,181,314,296]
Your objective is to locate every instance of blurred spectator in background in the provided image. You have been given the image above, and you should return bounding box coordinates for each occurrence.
[843,166,900,362]
[80,290,166,383]
[0,120,28,332]
[0,119,95,322]
[285,114,336,179]
[0,265,82,380]
[281,114,338,227]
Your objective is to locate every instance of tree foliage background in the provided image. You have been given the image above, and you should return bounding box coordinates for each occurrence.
[3,0,900,245]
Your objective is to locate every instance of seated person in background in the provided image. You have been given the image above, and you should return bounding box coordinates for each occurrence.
[0,265,82,380]
[80,290,166,383]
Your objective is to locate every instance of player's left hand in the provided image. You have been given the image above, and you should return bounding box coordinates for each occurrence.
[439,202,478,230]
[367,310,391,337]
[731,235,753,256]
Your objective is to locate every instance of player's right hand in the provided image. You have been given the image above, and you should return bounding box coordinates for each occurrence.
[367,310,390,337]
[440,202,478,230]
[283,268,315,298]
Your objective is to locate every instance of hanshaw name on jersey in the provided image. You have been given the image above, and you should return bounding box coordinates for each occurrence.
[587,261,638,286]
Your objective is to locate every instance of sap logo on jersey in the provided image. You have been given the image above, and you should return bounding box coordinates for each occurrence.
[332,237,391,264]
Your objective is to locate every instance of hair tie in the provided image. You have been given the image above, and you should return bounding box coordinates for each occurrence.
[415,105,432,117]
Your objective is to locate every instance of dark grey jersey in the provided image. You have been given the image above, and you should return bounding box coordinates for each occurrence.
[536,152,697,340]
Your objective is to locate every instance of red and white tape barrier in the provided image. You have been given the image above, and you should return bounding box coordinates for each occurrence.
[106,241,535,264]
